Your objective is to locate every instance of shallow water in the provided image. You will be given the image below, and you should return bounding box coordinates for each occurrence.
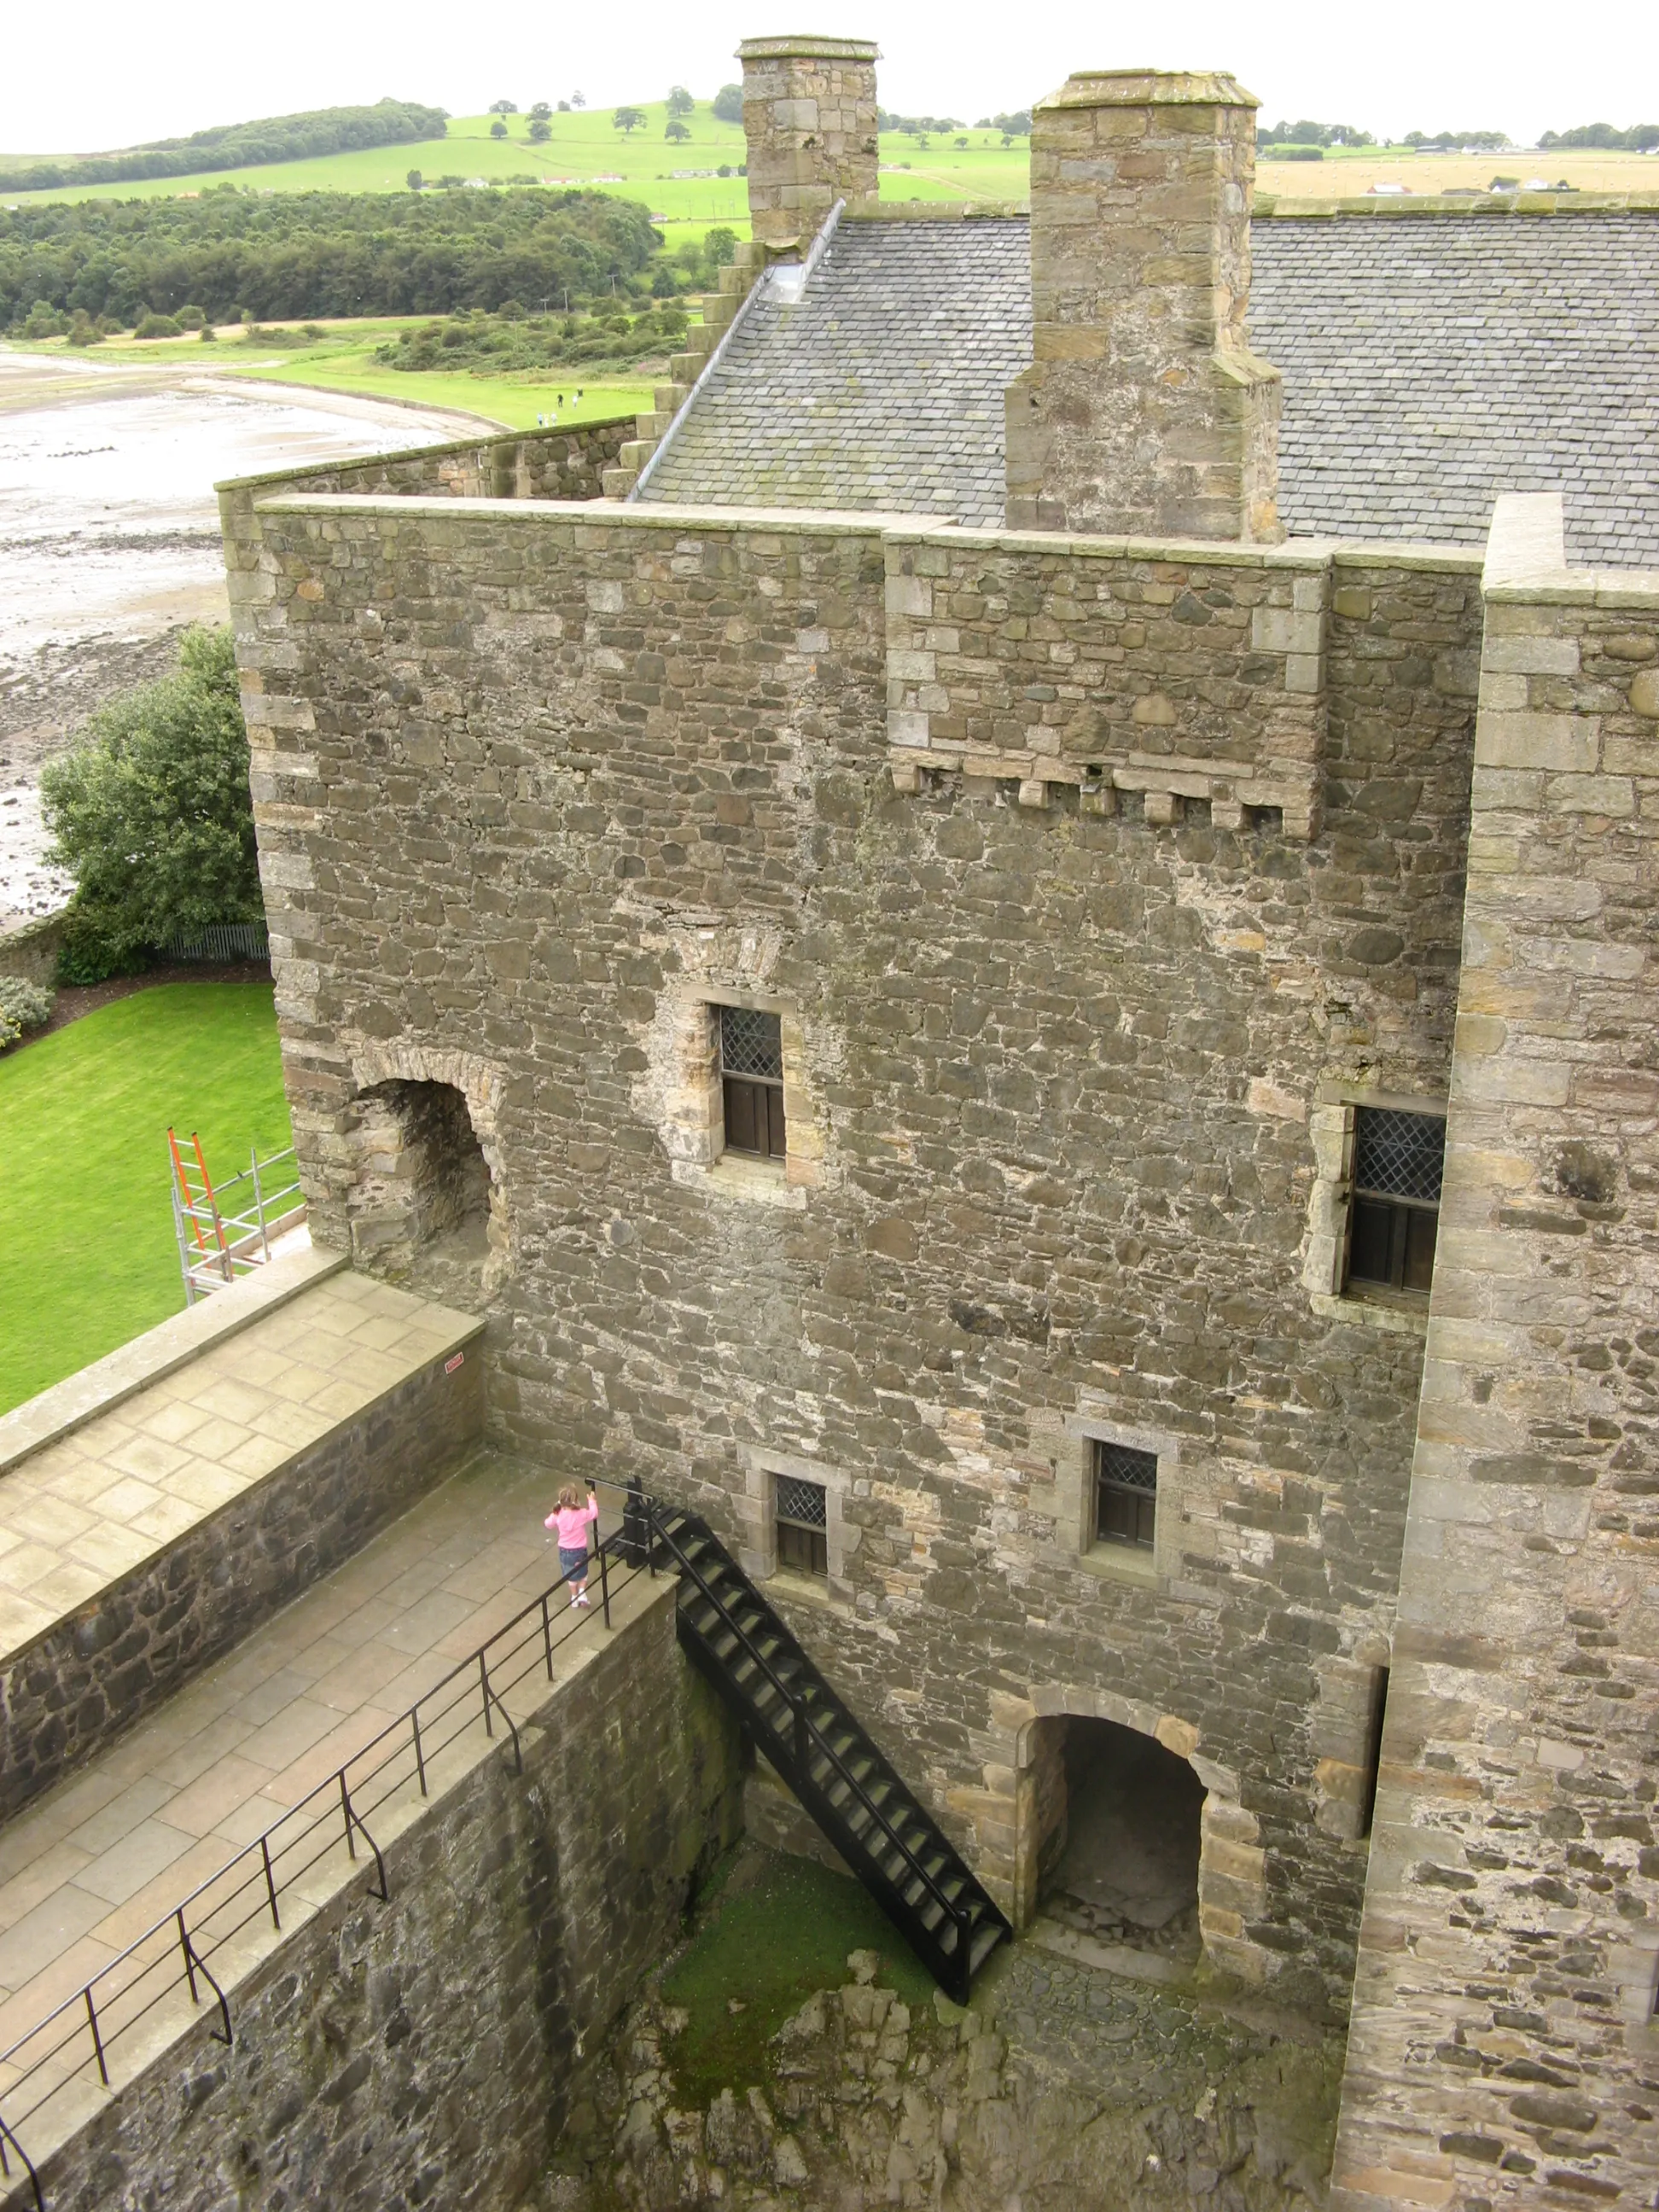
[0,352,471,658]
[0,351,480,924]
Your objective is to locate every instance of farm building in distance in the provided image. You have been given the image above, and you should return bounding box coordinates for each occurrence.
[197,33,1659,2210]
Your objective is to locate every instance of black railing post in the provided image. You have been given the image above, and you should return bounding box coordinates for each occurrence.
[178,1908,199,2003]
[542,1591,554,1679]
[792,1696,811,1775]
[260,1836,281,1930]
[479,1650,494,1738]
[340,1772,358,1859]
[0,2114,45,2212]
[598,1537,612,1628]
[412,1707,428,1796]
[85,1988,109,2085]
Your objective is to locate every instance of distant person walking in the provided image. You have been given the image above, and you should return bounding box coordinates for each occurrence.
[545,1483,600,1606]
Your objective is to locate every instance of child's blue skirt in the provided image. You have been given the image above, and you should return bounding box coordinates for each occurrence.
[558,1545,589,1583]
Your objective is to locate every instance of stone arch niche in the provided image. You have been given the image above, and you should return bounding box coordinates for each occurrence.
[1010,1687,1269,1984]
[341,1044,513,1303]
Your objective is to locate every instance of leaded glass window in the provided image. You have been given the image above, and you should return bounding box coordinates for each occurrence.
[1347,1106,1446,1296]
[776,1474,827,1576]
[718,1006,786,1161]
[1094,1442,1156,1552]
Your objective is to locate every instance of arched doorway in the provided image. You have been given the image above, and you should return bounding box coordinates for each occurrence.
[1043,1715,1205,1959]
[344,1077,502,1301]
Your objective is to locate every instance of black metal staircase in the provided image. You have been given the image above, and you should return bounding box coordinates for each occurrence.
[646,1499,1010,2001]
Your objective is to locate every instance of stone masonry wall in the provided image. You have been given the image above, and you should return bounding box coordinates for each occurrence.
[1330,503,1659,2205]
[1006,73,1281,543]
[218,485,1482,2010]
[228,416,634,509]
[0,1330,483,1820]
[738,36,881,251]
[32,1580,745,2212]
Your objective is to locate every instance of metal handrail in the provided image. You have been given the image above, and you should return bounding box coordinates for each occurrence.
[0,1522,647,2173]
[645,1500,969,1945]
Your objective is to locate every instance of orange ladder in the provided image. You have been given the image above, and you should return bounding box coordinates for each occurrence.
[167,1127,231,1297]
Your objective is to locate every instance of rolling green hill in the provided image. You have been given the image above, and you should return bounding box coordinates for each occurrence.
[0,104,1040,242]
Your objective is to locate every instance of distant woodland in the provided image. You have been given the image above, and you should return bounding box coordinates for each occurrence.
[0,189,677,328]
[0,101,450,193]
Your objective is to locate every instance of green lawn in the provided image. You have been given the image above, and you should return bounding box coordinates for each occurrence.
[11,317,655,432]
[0,985,294,1414]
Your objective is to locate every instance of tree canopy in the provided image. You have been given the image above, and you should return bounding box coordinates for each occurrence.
[0,99,448,195]
[42,627,262,980]
[613,108,646,135]
[712,84,744,124]
[0,186,665,328]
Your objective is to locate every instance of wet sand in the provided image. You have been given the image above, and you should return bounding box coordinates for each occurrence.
[0,351,486,928]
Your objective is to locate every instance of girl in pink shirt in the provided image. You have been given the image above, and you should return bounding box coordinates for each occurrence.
[544,1484,599,1607]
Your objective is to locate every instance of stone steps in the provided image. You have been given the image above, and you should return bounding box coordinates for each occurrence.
[602,243,770,498]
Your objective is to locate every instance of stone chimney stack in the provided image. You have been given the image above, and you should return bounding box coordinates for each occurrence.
[737,34,881,253]
[1005,70,1283,542]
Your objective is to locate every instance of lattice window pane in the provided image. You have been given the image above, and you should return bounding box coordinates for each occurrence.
[776,1475,827,1529]
[1096,1443,1157,1494]
[719,1005,783,1080]
[1353,1107,1446,1203]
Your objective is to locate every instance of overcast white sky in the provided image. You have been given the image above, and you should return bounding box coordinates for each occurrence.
[2,0,1654,155]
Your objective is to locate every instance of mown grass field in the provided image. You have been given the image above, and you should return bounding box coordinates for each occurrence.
[8,317,657,431]
[4,97,1655,231]
[0,986,294,1413]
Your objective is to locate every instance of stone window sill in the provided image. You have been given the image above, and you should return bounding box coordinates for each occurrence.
[672,1154,807,1211]
[765,1566,852,1616]
[1310,1289,1429,1337]
[1076,1543,1161,1591]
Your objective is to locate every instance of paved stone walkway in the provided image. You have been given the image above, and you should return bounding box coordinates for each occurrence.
[0,1449,602,2054]
[0,1264,474,1657]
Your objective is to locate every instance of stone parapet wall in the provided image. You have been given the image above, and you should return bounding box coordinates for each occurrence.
[220,416,634,509]
[0,910,63,987]
[218,484,1487,2008]
[29,1581,744,2211]
[1331,498,1659,2207]
[882,529,1333,835]
[0,1318,483,1819]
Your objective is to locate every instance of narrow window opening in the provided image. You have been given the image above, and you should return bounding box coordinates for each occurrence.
[1093,1441,1157,1552]
[1359,1666,1389,1840]
[719,1005,786,1162]
[1346,1107,1446,1297]
[775,1475,827,1577]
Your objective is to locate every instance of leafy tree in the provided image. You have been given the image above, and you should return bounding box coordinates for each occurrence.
[712,84,744,125]
[406,169,423,189]
[955,136,968,148]
[0,184,666,328]
[571,90,587,109]
[490,119,508,140]
[667,85,696,117]
[489,99,516,115]
[528,118,551,143]
[613,108,645,135]
[529,102,553,122]
[665,119,690,143]
[43,627,262,981]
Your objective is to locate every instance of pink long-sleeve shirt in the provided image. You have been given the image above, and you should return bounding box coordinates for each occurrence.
[545,1496,598,1546]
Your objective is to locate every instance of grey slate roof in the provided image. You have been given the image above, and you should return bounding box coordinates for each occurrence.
[641,220,1031,527]
[1251,212,1659,568]
[642,207,1659,568]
